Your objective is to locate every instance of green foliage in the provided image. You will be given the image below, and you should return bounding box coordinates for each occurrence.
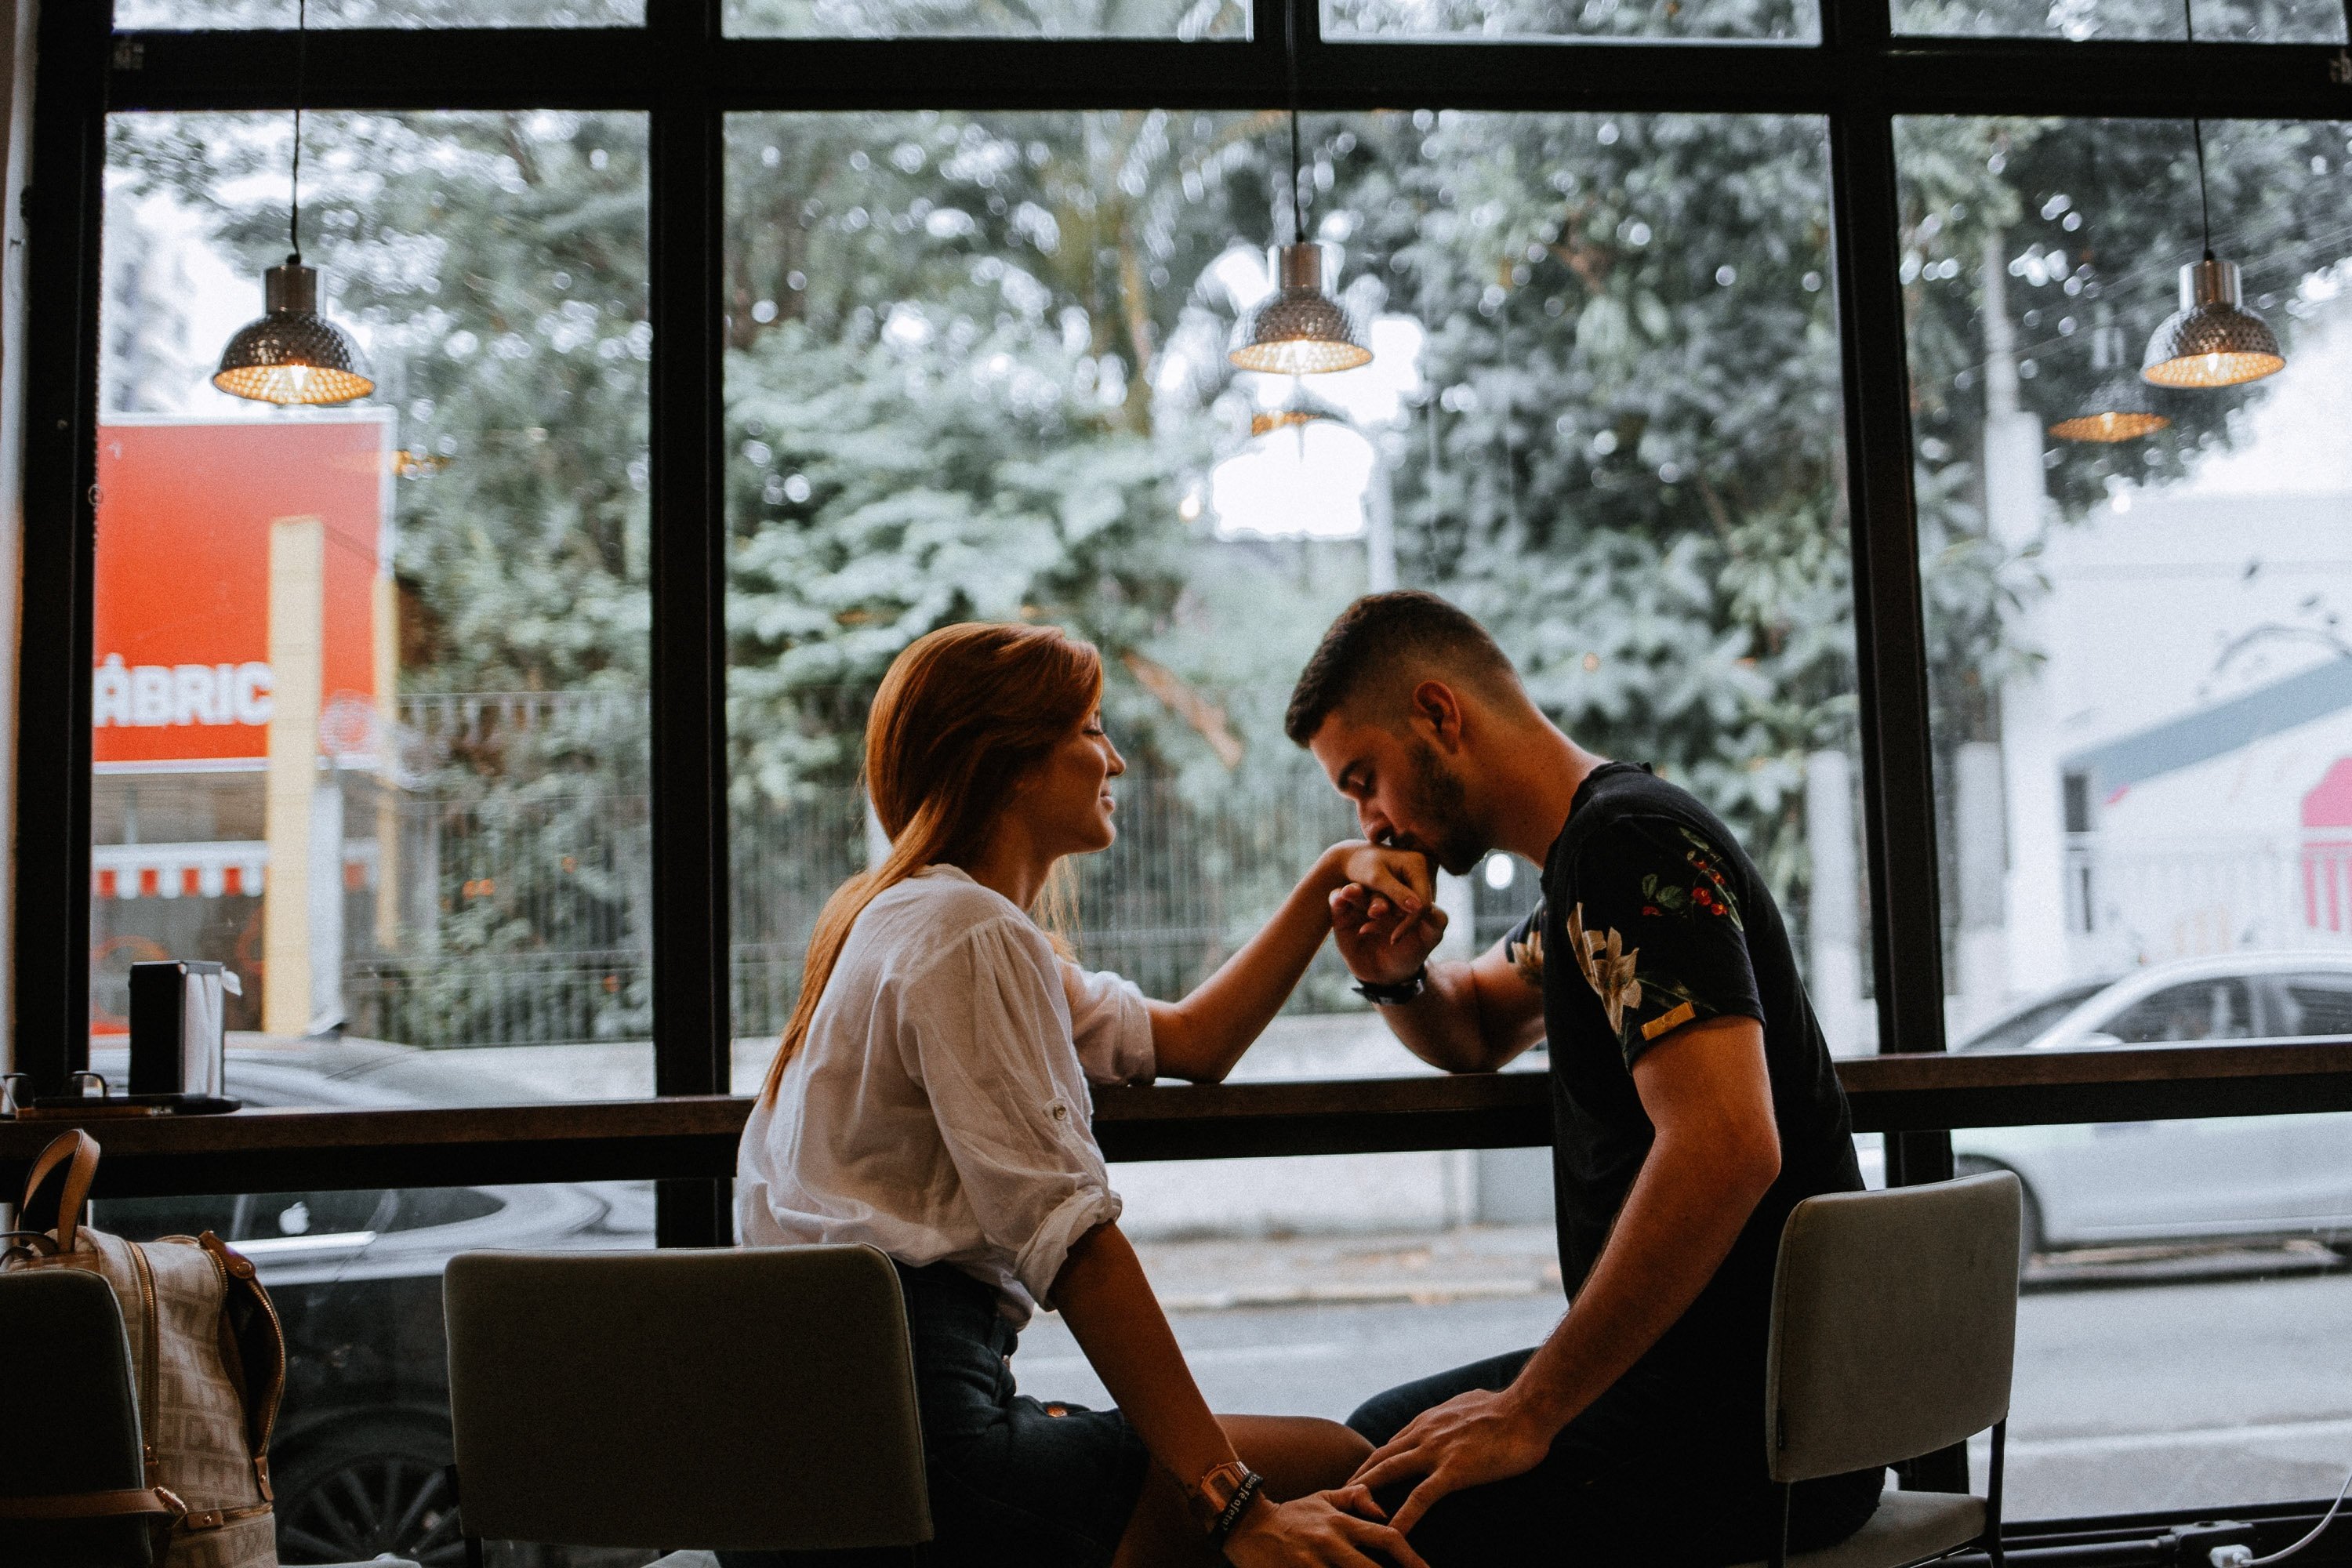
[107,93,2352,1015]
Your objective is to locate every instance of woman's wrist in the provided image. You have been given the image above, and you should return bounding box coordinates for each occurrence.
[1310,839,1362,891]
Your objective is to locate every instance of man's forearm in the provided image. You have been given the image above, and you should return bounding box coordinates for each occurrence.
[1508,1127,1775,1432]
[1374,956,1501,1073]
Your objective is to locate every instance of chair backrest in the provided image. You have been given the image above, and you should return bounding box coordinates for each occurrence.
[443,1244,931,1552]
[0,1268,154,1566]
[1765,1171,2021,1484]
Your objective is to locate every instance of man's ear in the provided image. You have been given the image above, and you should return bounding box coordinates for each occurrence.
[1410,679,1467,753]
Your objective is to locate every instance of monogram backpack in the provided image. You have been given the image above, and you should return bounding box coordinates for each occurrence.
[2,1130,284,1568]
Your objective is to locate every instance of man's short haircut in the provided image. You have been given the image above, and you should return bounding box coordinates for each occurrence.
[1284,590,1521,746]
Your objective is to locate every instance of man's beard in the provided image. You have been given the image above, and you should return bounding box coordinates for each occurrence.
[1402,741,1489,876]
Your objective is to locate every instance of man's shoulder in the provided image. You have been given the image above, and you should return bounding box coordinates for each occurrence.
[1552,767,1737,879]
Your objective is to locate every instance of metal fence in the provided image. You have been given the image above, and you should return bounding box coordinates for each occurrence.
[343,757,1380,1049]
[727,770,1369,1040]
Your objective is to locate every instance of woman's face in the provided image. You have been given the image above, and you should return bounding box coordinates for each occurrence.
[1014,707,1127,859]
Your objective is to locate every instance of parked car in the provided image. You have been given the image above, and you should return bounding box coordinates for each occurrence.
[1948,953,2352,1266]
[87,1042,653,1567]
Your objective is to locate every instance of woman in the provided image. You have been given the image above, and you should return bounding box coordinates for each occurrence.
[736,622,1433,1568]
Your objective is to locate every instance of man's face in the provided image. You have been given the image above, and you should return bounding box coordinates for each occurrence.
[1306,707,1490,876]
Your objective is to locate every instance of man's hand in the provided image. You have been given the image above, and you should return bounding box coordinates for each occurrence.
[1330,878,1448,985]
[1322,840,1437,918]
[1224,1487,1431,1568]
[1348,1386,1556,1535]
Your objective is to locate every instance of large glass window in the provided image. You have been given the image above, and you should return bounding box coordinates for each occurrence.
[94,111,653,1105]
[1904,113,2352,1512]
[724,0,1247,38]
[1893,0,2343,42]
[1324,0,1816,40]
[719,108,1875,1076]
[113,1,645,26]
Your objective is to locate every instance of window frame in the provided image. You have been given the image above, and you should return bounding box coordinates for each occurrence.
[16,0,2352,1248]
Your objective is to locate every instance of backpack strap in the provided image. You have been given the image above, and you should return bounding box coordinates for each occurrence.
[19,1131,100,1252]
[199,1231,286,1501]
[0,1486,185,1523]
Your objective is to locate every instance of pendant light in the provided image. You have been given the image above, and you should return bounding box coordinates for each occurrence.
[213,0,374,406]
[2052,313,2170,442]
[2140,0,2284,390]
[1227,9,1370,376]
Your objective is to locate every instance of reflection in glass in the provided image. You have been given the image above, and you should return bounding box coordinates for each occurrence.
[720,108,1871,1065]
[1905,115,2352,1512]
[1324,0,1814,39]
[94,111,653,1102]
[114,0,642,25]
[1893,0,2343,41]
[724,0,1246,38]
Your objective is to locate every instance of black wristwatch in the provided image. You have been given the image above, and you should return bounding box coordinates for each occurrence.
[1352,966,1428,1006]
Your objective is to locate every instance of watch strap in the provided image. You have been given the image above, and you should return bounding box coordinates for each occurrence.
[1352,966,1428,1006]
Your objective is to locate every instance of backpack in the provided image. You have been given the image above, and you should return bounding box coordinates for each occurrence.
[2,1130,283,1568]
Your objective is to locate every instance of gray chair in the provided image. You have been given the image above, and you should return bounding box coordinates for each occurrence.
[0,1269,416,1568]
[1743,1170,2023,1568]
[441,1244,931,1564]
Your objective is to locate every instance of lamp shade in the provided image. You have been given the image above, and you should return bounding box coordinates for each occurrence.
[213,260,375,406]
[2051,323,2170,442]
[1229,243,1371,376]
[2140,256,2284,390]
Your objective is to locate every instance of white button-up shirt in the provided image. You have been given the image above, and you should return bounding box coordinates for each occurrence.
[737,864,1156,1324]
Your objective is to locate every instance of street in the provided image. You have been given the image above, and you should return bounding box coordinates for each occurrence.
[1013,1241,2352,1523]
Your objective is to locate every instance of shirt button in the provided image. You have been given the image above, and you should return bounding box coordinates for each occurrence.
[1049,1102,1069,1120]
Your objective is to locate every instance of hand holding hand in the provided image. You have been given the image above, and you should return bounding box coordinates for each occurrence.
[1323,841,1436,918]
[1327,851,1447,987]
[1222,1487,1430,1568]
[1348,1385,1557,1535]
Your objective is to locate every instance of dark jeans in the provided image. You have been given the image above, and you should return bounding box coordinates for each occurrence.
[721,1261,1149,1568]
[1348,1348,1883,1568]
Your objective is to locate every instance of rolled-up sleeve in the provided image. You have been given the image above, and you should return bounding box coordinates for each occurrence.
[1063,960,1156,1086]
[900,920,1126,1307]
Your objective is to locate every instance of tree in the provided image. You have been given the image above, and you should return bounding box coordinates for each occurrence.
[107,89,2352,1030]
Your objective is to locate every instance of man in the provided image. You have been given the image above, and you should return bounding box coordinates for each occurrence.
[1288,591,1879,1566]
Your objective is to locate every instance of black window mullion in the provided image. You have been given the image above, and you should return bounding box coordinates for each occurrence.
[10,0,111,1101]
[646,0,731,1247]
[1824,97,1954,1072]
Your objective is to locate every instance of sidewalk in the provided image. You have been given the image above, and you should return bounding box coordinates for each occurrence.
[1132,1224,1564,1313]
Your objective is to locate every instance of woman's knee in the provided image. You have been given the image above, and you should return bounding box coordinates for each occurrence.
[1223,1414,1370,1497]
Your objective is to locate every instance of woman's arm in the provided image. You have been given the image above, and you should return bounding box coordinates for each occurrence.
[1145,843,1436,1083]
[1053,1222,1425,1568]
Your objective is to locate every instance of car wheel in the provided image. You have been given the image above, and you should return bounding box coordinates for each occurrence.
[271,1413,465,1568]
[1955,1156,2044,1278]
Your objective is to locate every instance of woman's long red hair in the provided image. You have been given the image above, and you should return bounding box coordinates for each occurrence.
[758,621,1105,1104]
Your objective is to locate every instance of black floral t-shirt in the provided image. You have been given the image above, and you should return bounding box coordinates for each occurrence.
[1506,761,1861,1385]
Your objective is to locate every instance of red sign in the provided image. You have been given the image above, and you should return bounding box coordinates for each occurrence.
[92,415,394,771]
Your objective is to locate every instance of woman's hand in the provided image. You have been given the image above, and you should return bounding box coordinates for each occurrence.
[1223,1486,1430,1568]
[1319,841,1436,924]
[1321,842,1446,986]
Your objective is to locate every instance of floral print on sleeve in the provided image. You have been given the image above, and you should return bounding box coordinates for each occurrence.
[1571,818,1763,1066]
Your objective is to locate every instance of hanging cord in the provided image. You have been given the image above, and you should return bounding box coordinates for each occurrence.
[2182,0,2215,258]
[1284,0,1305,247]
[2209,1465,2352,1568]
[289,0,307,262]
